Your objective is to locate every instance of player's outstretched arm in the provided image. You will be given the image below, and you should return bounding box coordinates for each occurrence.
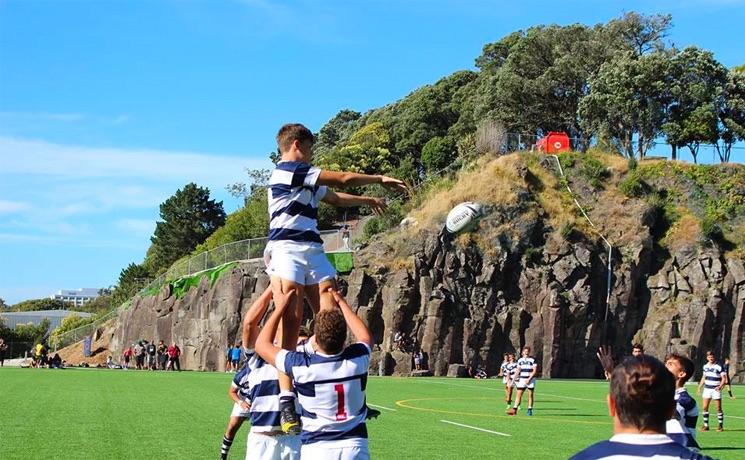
[256,289,296,367]
[317,170,407,193]
[331,290,373,347]
[596,345,614,380]
[697,375,705,394]
[322,190,388,215]
[241,286,273,350]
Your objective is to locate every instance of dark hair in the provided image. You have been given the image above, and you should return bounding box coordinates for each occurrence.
[314,309,347,355]
[276,123,314,153]
[298,325,311,339]
[666,353,695,384]
[705,350,715,357]
[632,343,644,352]
[523,346,531,352]
[611,356,674,432]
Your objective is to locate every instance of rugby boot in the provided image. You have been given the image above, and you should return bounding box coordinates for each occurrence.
[279,400,301,435]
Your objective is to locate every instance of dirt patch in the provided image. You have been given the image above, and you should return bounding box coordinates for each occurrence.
[56,331,111,367]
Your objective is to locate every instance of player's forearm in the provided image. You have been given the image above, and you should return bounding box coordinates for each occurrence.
[333,193,378,208]
[242,287,273,348]
[228,388,242,404]
[334,291,373,346]
[255,305,285,366]
[318,171,382,188]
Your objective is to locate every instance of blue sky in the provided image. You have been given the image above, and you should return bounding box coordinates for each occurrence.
[1,0,743,304]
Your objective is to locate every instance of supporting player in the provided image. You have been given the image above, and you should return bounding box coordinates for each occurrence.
[256,289,373,460]
[265,123,406,434]
[570,356,713,460]
[507,347,537,416]
[664,353,700,450]
[502,352,518,408]
[696,350,726,432]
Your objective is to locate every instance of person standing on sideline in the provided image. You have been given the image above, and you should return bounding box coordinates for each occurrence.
[157,340,168,370]
[167,342,181,371]
[570,356,712,460]
[122,345,133,370]
[341,224,351,250]
[722,357,736,399]
[0,338,8,367]
[146,340,157,370]
[697,350,726,432]
[256,289,373,460]
[230,343,241,372]
[507,346,538,416]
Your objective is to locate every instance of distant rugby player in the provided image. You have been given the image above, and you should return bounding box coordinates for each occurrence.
[697,351,726,432]
[507,347,537,416]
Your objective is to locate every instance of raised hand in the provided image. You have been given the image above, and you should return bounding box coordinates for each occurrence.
[380,175,408,193]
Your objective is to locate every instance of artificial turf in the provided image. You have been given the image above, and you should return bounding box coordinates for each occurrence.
[1,368,742,459]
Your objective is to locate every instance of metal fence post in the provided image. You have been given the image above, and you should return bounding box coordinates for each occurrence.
[247,240,251,260]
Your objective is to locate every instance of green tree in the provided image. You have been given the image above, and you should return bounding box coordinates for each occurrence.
[319,122,394,174]
[11,298,68,312]
[579,51,673,158]
[111,263,151,307]
[314,109,362,160]
[49,313,96,343]
[663,47,728,163]
[147,183,226,272]
[421,136,457,173]
[0,297,7,309]
[604,12,672,56]
[717,70,745,162]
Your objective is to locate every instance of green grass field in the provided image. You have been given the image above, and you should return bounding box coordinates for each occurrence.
[1,368,743,459]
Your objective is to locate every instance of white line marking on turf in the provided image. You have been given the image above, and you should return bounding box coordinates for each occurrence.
[729,415,745,420]
[368,403,397,411]
[440,419,511,437]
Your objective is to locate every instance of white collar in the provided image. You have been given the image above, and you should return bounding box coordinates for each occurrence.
[610,433,673,445]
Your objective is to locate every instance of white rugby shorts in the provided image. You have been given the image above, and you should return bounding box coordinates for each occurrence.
[246,432,301,460]
[230,401,251,418]
[515,378,536,389]
[301,443,370,460]
[264,241,336,286]
[702,387,722,400]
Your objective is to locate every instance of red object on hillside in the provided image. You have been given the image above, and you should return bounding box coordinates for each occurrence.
[536,131,570,153]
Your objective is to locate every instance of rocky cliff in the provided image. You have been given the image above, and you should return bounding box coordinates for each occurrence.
[108,153,745,382]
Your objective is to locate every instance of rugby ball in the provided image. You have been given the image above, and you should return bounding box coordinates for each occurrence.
[445,202,483,234]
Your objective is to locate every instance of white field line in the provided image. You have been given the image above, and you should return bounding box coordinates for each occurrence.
[368,403,397,411]
[728,415,745,420]
[417,379,606,403]
[440,419,511,437]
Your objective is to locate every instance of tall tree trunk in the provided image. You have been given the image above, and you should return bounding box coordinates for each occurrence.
[671,144,677,160]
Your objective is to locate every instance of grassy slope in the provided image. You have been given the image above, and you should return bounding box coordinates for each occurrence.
[2,368,743,459]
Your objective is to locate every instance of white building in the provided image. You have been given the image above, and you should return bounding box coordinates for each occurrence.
[0,310,93,330]
[49,288,100,308]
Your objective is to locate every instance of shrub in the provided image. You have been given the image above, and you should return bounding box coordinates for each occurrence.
[580,157,610,189]
[619,172,650,198]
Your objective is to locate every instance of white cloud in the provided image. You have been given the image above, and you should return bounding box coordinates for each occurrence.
[0,136,267,183]
[0,200,29,214]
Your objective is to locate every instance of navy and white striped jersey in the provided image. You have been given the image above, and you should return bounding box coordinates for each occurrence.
[236,349,301,434]
[276,342,370,448]
[667,389,700,451]
[517,357,536,380]
[702,363,724,389]
[267,161,327,245]
[505,362,518,381]
[570,433,713,460]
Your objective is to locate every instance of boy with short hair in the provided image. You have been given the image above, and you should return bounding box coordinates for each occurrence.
[256,289,373,460]
[697,350,726,432]
[266,123,406,434]
[664,353,700,450]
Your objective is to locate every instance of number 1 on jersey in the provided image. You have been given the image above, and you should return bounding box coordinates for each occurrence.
[334,383,348,421]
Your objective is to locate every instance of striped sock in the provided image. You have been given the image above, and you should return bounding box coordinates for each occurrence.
[703,411,709,427]
[220,435,233,459]
[717,411,724,427]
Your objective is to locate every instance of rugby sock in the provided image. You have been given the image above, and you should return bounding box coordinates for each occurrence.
[717,411,724,427]
[703,411,709,427]
[279,391,296,404]
[220,435,233,459]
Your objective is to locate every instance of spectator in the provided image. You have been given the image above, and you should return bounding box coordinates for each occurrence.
[341,224,351,250]
[413,350,423,371]
[122,345,133,370]
[133,341,144,370]
[632,343,644,357]
[146,340,157,370]
[229,343,241,372]
[157,340,168,370]
[167,342,181,371]
[0,338,8,367]
[394,331,407,352]
[570,356,712,460]
[49,353,63,369]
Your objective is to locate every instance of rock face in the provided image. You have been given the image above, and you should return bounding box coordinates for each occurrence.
[109,261,269,372]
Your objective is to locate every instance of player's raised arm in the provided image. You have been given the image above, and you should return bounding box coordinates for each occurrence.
[321,190,388,215]
[331,290,373,347]
[256,289,297,368]
[317,170,407,192]
[241,286,273,351]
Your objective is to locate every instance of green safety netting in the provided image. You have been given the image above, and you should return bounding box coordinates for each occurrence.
[171,262,238,299]
[326,251,354,274]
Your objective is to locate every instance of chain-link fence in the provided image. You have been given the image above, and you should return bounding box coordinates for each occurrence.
[50,309,119,351]
[2,341,35,360]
